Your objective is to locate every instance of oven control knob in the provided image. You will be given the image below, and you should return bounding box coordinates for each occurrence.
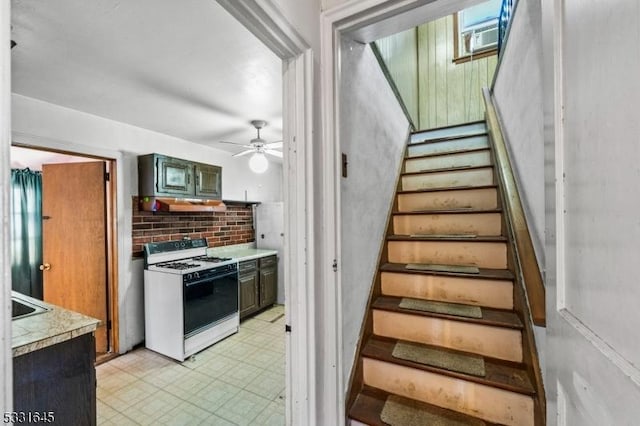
[186,273,193,280]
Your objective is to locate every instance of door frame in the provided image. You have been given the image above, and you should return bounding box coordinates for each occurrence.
[319,1,491,424]
[1,0,12,413]
[210,2,317,425]
[11,142,120,357]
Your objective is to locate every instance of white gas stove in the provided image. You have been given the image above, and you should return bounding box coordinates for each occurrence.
[143,238,239,361]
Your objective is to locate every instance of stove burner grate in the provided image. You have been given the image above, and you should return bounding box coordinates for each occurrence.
[156,261,201,270]
[192,255,233,263]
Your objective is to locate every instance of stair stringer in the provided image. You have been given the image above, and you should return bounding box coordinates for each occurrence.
[484,104,547,425]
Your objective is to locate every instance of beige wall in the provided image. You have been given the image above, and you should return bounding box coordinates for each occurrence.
[375,15,497,130]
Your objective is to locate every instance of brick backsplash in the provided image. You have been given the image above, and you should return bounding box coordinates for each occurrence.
[132,197,255,257]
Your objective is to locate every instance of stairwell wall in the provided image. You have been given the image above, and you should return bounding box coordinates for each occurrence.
[339,37,410,386]
[491,0,545,271]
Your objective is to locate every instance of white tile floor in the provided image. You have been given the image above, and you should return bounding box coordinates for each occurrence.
[96,305,286,426]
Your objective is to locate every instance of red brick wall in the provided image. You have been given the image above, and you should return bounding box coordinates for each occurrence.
[132,197,255,257]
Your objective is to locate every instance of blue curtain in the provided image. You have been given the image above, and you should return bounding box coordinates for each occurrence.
[11,169,43,299]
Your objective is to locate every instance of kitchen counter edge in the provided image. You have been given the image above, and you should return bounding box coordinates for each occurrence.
[11,292,100,358]
[206,247,278,262]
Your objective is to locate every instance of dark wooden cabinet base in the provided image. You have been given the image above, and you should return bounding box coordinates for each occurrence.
[239,255,278,320]
[13,333,96,426]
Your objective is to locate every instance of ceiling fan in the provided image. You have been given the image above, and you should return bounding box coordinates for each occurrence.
[220,120,282,173]
[219,120,283,158]
[218,120,282,174]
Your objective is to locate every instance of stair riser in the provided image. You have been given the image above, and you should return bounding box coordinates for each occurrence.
[397,188,498,212]
[381,272,514,309]
[411,122,487,143]
[373,310,523,362]
[387,240,507,269]
[402,168,493,191]
[362,358,534,426]
[404,150,491,173]
[407,135,488,158]
[393,213,502,236]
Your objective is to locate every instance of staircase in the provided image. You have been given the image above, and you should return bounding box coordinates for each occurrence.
[347,120,543,426]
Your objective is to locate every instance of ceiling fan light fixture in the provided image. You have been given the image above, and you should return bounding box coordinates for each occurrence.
[249,152,269,174]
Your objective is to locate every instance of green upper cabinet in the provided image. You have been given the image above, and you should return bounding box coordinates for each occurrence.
[138,153,222,200]
[156,155,194,196]
[195,163,222,199]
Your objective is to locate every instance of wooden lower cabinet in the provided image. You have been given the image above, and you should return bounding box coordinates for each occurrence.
[13,333,96,426]
[260,266,277,307]
[239,263,260,318]
[239,255,278,320]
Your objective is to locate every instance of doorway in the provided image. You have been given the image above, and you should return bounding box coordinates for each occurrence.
[10,145,119,360]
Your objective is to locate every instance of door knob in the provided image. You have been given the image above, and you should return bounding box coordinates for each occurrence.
[39,263,51,271]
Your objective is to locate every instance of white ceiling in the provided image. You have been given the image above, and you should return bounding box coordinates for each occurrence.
[10,0,283,153]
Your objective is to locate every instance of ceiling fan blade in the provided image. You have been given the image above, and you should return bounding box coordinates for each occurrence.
[265,149,283,158]
[233,149,255,157]
[219,141,251,147]
[265,141,283,149]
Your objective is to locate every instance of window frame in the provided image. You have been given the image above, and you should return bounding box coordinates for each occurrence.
[452,12,498,64]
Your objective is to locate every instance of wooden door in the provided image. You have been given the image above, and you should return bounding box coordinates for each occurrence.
[42,162,108,353]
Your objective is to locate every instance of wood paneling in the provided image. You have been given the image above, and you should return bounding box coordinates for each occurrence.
[375,15,498,131]
[417,15,497,129]
[375,28,419,124]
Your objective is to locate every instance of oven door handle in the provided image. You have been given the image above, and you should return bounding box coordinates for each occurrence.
[184,271,238,287]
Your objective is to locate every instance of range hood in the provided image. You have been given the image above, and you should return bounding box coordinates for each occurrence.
[139,197,227,213]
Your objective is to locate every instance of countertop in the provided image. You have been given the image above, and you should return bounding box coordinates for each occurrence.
[11,292,100,357]
[207,243,278,262]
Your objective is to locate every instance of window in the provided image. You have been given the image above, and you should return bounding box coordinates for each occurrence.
[453,0,502,64]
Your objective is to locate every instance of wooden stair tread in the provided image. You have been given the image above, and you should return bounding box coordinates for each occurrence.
[406,146,491,161]
[363,336,535,395]
[410,120,486,135]
[392,208,502,215]
[387,234,507,243]
[380,263,514,280]
[402,165,493,177]
[410,131,488,147]
[397,184,497,195]
[350,385,499,426]
[373,296,523,329]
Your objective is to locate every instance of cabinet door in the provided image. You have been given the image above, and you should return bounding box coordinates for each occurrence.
[259,266,277,307]
[239,271,259,319]
[195,163,222,199]
[156,155,194,196]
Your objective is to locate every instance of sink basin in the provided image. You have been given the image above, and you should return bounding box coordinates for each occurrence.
[11,297,50,320]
